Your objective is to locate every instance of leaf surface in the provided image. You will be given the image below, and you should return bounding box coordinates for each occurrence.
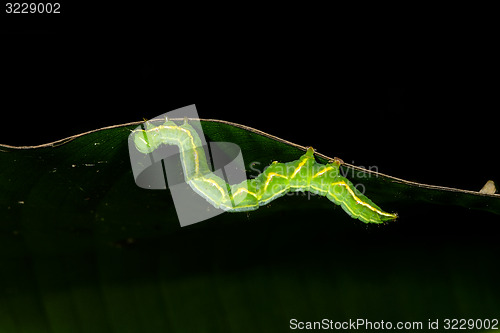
[0,119,498,333]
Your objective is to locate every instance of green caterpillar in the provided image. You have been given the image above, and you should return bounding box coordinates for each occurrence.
[133,119,397,224]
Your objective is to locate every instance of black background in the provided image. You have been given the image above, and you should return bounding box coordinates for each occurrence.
[1,5,498,193]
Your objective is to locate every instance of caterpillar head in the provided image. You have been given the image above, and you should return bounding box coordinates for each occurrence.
[133,130,155,154]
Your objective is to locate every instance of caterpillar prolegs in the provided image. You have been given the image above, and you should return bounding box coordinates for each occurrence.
[133,119,397,224]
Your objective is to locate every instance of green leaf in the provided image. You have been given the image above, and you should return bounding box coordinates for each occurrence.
[1,120,499,333]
